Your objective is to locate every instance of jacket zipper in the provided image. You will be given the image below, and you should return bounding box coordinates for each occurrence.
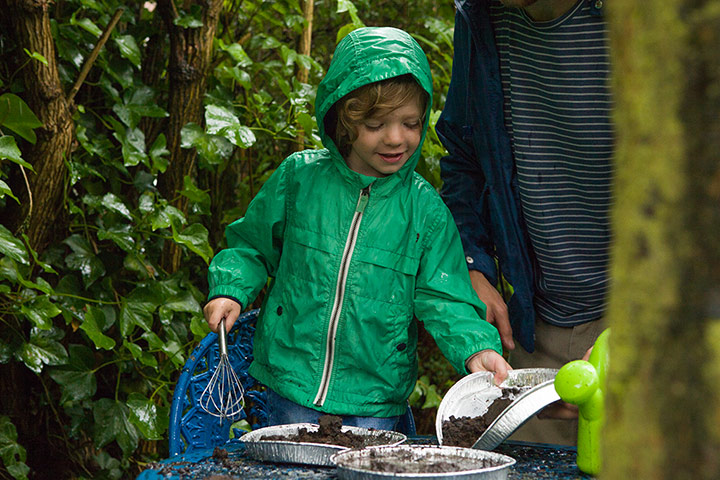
[313,185,371,407]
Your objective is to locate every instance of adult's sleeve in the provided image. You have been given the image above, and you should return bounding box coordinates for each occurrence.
[436,6,499,286]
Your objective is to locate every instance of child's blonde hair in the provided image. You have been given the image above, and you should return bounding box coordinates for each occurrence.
[328,74,428,157]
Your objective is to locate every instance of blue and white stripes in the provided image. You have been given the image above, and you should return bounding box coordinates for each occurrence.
[490,0,613,326]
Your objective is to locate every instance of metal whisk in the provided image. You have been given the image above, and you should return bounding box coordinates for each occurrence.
[199,317,245,423]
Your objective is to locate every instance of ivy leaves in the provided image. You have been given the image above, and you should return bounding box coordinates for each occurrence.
[0,1,457,478]
[0,94,41,206]
[0,93,43,144]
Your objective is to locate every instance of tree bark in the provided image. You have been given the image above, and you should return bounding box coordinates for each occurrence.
[295,0,314,151]
[298,0,314,85]
[604,1,720,478]
[1,0,74,253]
[139,10,168,149]
[156,0,224,273]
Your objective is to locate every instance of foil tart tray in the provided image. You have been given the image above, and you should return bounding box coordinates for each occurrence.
[331,444,516,480]
[435,369,559,446]
[239,423,407,467]
[472,379,559,451]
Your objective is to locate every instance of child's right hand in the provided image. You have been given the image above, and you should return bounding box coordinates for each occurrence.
[203,297,242,333]
[466,349,511,386]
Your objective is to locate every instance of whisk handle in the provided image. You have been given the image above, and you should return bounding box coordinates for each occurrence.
[218,317,228,355]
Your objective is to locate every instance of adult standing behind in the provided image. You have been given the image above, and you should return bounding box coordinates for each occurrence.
[436,0,612,445]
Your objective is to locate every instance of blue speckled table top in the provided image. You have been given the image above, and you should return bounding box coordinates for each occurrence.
[138,437,594,479]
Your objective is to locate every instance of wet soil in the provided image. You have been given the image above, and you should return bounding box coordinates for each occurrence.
[442,386,528,448]
[212,446,229,460]
[358,448,504,474]
[260,415,394,448]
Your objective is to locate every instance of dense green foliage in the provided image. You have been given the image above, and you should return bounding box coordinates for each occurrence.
[0,1,457,477]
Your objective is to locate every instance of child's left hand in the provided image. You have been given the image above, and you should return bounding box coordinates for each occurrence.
[466,350,511,385]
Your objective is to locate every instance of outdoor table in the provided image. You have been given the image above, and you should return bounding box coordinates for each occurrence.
[137,437,593,479]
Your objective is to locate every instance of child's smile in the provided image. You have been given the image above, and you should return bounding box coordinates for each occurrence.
[379,152,404,163]
[345,101,424,178]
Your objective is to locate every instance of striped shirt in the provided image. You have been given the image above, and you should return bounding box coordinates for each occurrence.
[490,0,613,326]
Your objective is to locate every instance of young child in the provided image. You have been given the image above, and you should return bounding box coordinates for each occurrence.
[203,26,510,431]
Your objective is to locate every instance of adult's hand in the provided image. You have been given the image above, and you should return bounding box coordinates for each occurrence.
[469,270,515,351]
[203,297,242,333]
[537,345,594,420]
[537,400,579,419]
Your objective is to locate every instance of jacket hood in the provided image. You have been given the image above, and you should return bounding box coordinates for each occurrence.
[315,27,433,188]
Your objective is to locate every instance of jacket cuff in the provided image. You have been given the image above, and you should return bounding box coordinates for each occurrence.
[207,286,249,310]
[205,294,243,310]
[463,246,498,286]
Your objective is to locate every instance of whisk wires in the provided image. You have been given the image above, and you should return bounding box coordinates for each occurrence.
[199,317,246,424]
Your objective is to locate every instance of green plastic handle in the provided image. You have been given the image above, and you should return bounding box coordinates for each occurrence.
[554,328,610,476]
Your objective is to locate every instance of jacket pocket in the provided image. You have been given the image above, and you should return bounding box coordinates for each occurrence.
[353,247,419,276]
[350,246,420,308]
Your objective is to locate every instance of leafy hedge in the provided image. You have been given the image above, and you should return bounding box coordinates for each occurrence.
[0,1,457,477]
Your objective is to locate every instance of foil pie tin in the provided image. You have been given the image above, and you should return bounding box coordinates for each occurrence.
[239,423,407,467]
[435,369,559,448]
[331,444,516,480]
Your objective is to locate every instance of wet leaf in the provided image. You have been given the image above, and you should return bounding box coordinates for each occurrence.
[127,393,168,440]
[64,235,106,288]
[20,295,61,330]
[20,331,68,373]
[150,204,186,230]
[101,193,133,220]
[0,416,29,480]
[180,176,211,212]
[23,48,48,66]
[0,136,30,170]
[296,112,315,138]
[80,307,115,350]
[221,42,253,67]
[93,399,139,455]
[0,224,29,265]
[0,179,18,203]
[205,105,256,148]
[97,225,136,253]
[172,223,213,263]
[71,16,102,37]
[119,286,161,336]
[164,289,201,314]
[49,369,95,401]
[114,35,141,67]
[149,134,170,172]
[124,340,157,367]
[0,94,42,144]
[174,5,203,28]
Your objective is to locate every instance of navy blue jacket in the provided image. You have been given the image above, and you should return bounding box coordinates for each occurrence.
[436,0,535,352]
[437,0,605,353]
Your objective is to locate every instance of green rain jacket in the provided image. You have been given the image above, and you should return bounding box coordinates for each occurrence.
[208,27,502,417]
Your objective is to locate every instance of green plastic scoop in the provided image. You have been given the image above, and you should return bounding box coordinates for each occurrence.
[554,328,610,476]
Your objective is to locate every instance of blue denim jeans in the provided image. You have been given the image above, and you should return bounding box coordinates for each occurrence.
[266,388,400,431]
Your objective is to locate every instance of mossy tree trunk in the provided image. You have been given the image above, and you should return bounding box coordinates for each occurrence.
[0,0,74,253]
[156,0,223,273]
[604,1,720,478]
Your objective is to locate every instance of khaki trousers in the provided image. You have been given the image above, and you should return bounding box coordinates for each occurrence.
[507,318,605,446]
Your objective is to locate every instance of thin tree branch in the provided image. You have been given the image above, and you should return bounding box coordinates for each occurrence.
[297,0,314,84]
[67,7,125,103]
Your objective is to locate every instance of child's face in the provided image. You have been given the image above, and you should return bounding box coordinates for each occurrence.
[345,100,423,178]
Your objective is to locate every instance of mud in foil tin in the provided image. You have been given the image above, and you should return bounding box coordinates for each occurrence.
[240,423,407,467]
[435,369,559,447]
[331,444,516,480]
